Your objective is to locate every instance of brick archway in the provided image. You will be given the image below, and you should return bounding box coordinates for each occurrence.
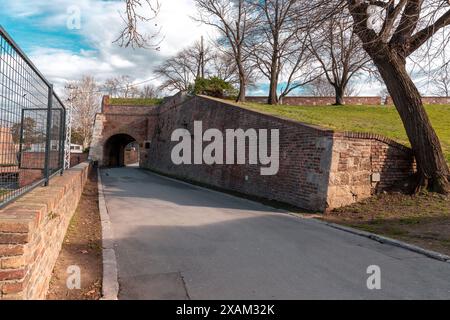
[89,96,159,167]
[103,133,137,167]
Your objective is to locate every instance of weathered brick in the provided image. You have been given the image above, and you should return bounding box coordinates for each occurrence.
[0,269,26,281]
[2,280,25,294]
[0,244,24,257]
[1,292,25,300]
[0,233,30,245]
[0,218,32,233]
[0,256,25,269]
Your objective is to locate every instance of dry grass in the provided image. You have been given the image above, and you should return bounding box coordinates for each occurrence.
[320,192,450,256]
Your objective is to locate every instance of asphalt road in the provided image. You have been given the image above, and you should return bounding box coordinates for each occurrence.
[100,167,450,300]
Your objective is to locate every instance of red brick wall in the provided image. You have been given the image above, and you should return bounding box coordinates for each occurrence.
[143,94,415,211]
[18,169,43,188]
[0,162,90,300]
[146,95,334,211]
[125,150,139,165]
[246,96,383,106]
[70,153,88,168]
[385,96,450,105]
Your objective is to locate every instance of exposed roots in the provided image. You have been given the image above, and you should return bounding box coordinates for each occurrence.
[412,173,450,195]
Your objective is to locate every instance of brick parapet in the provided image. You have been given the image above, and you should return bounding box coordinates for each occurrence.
[0,162,91,300]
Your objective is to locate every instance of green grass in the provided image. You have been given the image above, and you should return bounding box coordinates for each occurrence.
[109,98,163,106]
[239,102,450,163]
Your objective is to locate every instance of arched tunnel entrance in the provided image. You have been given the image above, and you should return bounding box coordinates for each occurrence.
[103,134,140,167]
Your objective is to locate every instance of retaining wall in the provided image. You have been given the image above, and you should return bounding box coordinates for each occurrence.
[142,94,415,211]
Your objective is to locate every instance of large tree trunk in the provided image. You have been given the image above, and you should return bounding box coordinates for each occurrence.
[268,50,279,105]
[268,75,279,105]
[235,46,246,103]
[374,51,450,194]
[334,86,345,105]
[236,75,246,103]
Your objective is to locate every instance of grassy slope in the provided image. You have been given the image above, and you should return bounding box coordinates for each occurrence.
[239,102,450,163]
[109,98,163,106]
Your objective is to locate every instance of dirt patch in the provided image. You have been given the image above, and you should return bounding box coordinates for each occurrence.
[320,192,450,256]
[46,169,102,300]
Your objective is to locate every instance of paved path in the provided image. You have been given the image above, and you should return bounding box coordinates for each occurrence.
[100,167,450,300]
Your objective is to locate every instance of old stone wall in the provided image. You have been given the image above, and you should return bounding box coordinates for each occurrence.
[327,133,415,208]
[0,162,90,300]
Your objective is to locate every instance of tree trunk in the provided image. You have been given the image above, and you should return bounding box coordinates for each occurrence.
[235,57,246,102]
[268,75,279,105]
[373,52,450,194]
[236,75,246,103]
[268,49,279,105]
[334,86,345,105]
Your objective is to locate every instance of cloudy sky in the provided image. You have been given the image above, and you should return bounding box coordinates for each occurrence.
[1,0,442,98]
[1,0,219,96]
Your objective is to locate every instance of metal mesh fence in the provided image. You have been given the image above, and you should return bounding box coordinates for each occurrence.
[0,26,66,207]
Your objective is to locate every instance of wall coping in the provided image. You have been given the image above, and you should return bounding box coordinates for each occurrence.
[334,132,413,153]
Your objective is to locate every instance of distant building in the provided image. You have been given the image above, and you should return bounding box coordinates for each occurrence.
[70,144,84,154]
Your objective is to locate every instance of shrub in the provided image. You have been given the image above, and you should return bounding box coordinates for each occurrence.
[192,77,237,98]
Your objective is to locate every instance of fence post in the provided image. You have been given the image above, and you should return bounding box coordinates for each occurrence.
[18,109,25,169]
[44,85,53,186]
[61,108,66,174]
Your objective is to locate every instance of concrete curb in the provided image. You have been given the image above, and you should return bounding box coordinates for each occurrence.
[98,168,119,300]
[322,221,450,263]
[278,211,450,264]
[144,169,450,265]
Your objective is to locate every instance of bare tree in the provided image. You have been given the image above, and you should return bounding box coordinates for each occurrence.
[154,48,201,92]
[194,0,258,102]
[65,76,101,150]
[305,76,337,96]
[277,35,323,100]
[154,40,238,93]
[308,12,371,105]
[344,0,450,193]
[103,78,121,98]
[432,49,450,97]
[120,75,141,98]
[140,84,158,98]
[249,0,316,104]
[103,75,140,98]
[115,0,162,49]
[210,51,239,84]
